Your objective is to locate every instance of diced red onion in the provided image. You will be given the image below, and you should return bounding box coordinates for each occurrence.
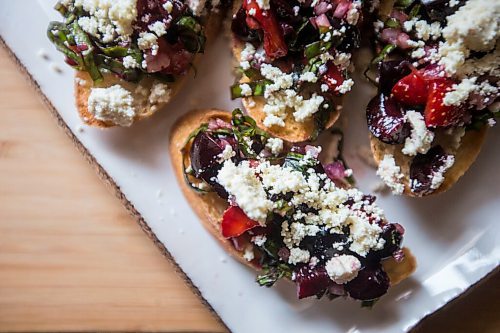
[333,0,350,18]
[324,161,346,181]
[315,14,331,28]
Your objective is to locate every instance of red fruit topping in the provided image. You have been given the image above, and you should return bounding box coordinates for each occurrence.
[321,63,345,93]
[294,265,333,299]
[145,38,194,75]
[391,70,428,106]
[243,0,288,59]
[221,206,259,238]
[424,79,464,127]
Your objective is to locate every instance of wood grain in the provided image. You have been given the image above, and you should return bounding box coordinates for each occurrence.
[0,45,498,332]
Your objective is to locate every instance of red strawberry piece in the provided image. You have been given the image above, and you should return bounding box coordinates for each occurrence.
[243,0,288,59]
[424,79,464,127]
[391,70,429,106]
[221,206,259,238]
[321,63,345,93]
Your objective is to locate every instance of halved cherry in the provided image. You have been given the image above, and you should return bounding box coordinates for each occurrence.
[321,63,345,94]
[243,0,288,59]
[221,206,259,238]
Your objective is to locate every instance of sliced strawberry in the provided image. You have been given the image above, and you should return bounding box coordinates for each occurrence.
[321,63,345,93]
[221,206,259,238]
[391,70,428,106]
[424,79,464,127]
[243,0,288,59]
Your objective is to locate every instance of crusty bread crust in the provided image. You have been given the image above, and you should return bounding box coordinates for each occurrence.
[74,13,221,128]
[370,126,487,196]
[230,0,341,142]
[169,108,416,286]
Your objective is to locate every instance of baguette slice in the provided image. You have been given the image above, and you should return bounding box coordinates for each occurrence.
[169,108,416,287]
[75,13,220,128]
[230,0,342,142]
[370,126,487,196]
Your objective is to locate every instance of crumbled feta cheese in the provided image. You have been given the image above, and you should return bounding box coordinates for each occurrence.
[148,21,167,37]
[248,8,256,16]
[325,255,361,284]
[335,78,354,94]
[376,155,405,195]
[251,235,267,247]
[430,155,455,190]
[288,248,310,265]
[216,154,388,257]
[292,94,325,122]
[239,83,252,97]
[321,84,329,92]
[402,111,435,156]
[163,1,173,13]
[138,32,159,55]
[439,0,500,75]
[75,0,137,43]
[218,144,235,162]
[265,137,283,155]
[240,43,256,69]
[443,77,477,106]
[217,161,273,224]
[88,85,136,126]
[122,55,139,69]
[299,71,318,83]
[148,82,172,107]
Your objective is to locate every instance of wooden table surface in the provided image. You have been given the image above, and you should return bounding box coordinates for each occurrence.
[0,45,498,332]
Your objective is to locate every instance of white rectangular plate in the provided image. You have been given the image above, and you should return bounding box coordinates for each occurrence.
[1,1,499,332]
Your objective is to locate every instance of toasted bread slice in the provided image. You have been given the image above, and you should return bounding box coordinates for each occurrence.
[230,1,342,142]
[370,126,487,196]
[75,13,220,128]
[169,108,416,286]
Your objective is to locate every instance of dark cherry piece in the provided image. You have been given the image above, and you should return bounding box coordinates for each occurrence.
[294,265,333,299]
[366,93,411,144]
[345,264,390,300]
[409,145,452,196]
[190,132,239,191]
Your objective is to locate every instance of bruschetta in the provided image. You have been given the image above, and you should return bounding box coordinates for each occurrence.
[229,0,366,142]
[170,108,416,304]
[365,0,498,196]
[47,0,224,127]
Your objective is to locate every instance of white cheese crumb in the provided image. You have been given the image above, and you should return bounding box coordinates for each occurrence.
[122,55,139,69]
[148,21,167,37]
[138,32,159,55]
[335,78,354,94]
[218,145,235,162]
[251,235,267,247]
[265,138,283,155]
[430,155,455,190]
[75,0,137,43]
[239,83,252,97]
[88,85,136,127]
[217,161,272,224]
[288,248,310,265]
[325,255,361,284]
[376,155,405,195]
[443,77,477,106]
[402,111,435,156]
[148,83,172,107]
